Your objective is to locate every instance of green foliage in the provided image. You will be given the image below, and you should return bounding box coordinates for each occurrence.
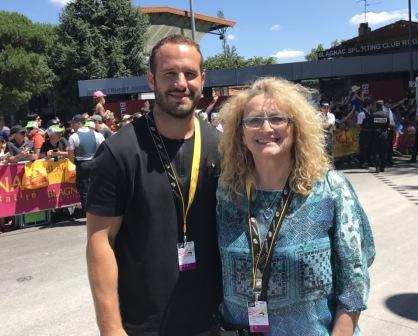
[0,11,55,116]
[331,39,341,48]
[203,45,276,70]
[51,0,149,116]
[305,43,325,61]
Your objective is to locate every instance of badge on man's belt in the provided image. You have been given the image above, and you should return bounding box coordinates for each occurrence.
[177,241,196,271]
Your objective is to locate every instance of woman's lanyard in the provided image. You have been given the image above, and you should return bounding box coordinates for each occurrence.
[146,112,201,245]
[245,176,293,302]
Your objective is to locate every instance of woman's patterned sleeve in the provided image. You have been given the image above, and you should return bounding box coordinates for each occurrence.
[328,171,376,312]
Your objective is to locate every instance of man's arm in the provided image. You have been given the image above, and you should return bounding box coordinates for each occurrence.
[86,213,127,336]
[332,309,360,336]
[67,149,75,162]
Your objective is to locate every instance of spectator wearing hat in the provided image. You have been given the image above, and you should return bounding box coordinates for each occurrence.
[39,125,69,160]
[350,85,364,114]
[120,114,132,127]
[27,113,43,128]
[91,115,113,139]
[67,114,105,214]
[320,102,336,160]
[25,120,45,156]
[93,90,106,118]
[339,85,365,125]
[46,118,61,128]
[5,125,37,163]
[85,120,96,130]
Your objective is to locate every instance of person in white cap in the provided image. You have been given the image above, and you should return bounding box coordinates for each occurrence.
[93,90,106,118]
[67,114,105,215]
[120,114,132,127]
[39,125,69,160]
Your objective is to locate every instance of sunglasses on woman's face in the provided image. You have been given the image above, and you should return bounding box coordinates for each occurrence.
[241,114,293,129]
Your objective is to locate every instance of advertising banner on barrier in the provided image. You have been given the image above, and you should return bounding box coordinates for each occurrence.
[333,126,360,158]
[0,159,80,217]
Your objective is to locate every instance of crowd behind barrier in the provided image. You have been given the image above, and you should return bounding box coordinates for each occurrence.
[0,87,417,232]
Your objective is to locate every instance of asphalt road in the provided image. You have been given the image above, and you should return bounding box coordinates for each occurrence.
[1,158,417,336]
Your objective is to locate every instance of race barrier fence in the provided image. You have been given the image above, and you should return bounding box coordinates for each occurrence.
[0,159,80,218]
[333,125,360,159]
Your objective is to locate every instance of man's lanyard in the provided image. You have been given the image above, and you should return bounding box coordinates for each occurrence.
[245,176,293,302]
[146,112,201,244]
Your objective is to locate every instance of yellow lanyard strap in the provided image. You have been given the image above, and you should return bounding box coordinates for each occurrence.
[182,117,201,238]
[146,114,202,243]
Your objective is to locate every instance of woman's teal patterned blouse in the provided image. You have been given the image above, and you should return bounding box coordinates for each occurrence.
[216,170,375,336]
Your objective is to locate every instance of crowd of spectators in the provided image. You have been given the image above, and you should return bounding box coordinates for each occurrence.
[313,86,418,163]
[1,86,417,232]
[0,104,151,165]
[0,94,153,232]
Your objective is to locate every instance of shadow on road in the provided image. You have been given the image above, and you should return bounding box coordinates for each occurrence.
[38,220,86,229]
[385,293,418,321]
[336,154,418,175]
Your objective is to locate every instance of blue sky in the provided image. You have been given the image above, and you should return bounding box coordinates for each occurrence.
[1,0,417,63]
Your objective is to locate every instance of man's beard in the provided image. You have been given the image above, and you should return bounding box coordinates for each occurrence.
[153,87,201,120]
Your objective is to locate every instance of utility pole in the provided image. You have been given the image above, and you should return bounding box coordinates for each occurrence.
[408,0,414,83]
[217,10,228,53]
[357,0,383,22]
[189,0,196,41]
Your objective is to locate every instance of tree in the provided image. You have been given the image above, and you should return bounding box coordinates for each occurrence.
[305,43,325,61]
[331,39,341,48]
[203,45,276,70]
[0,11,55,118]
[51,0,149,116]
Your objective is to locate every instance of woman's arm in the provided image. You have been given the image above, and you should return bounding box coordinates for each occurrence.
[332,309,360,336]
[328,171,375,336]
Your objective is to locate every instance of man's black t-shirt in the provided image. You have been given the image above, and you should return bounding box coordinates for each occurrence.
[87,115,222,336]
[99,127,113,139]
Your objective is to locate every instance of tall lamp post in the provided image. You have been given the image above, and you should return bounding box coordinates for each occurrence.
[189,0,196,41]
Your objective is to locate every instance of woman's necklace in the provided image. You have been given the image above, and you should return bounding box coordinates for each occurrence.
[258,190,281,220]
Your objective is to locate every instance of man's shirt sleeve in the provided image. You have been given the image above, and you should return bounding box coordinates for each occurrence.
[87,143,127,217]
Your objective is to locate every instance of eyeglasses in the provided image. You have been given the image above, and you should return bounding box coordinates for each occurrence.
[241,115,293,129]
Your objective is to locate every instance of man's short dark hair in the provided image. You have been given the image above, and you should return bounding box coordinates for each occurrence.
[149,34,203,74]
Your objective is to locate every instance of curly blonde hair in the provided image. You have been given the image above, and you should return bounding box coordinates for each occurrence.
[218,77,330,199]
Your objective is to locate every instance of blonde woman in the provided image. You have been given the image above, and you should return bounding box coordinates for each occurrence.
[217,77,375,335]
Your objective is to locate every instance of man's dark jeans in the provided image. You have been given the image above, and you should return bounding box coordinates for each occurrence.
[75,159,94,212]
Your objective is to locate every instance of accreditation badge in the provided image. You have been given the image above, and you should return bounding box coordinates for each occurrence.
[247,301,270,333]
[177,241,196,271]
